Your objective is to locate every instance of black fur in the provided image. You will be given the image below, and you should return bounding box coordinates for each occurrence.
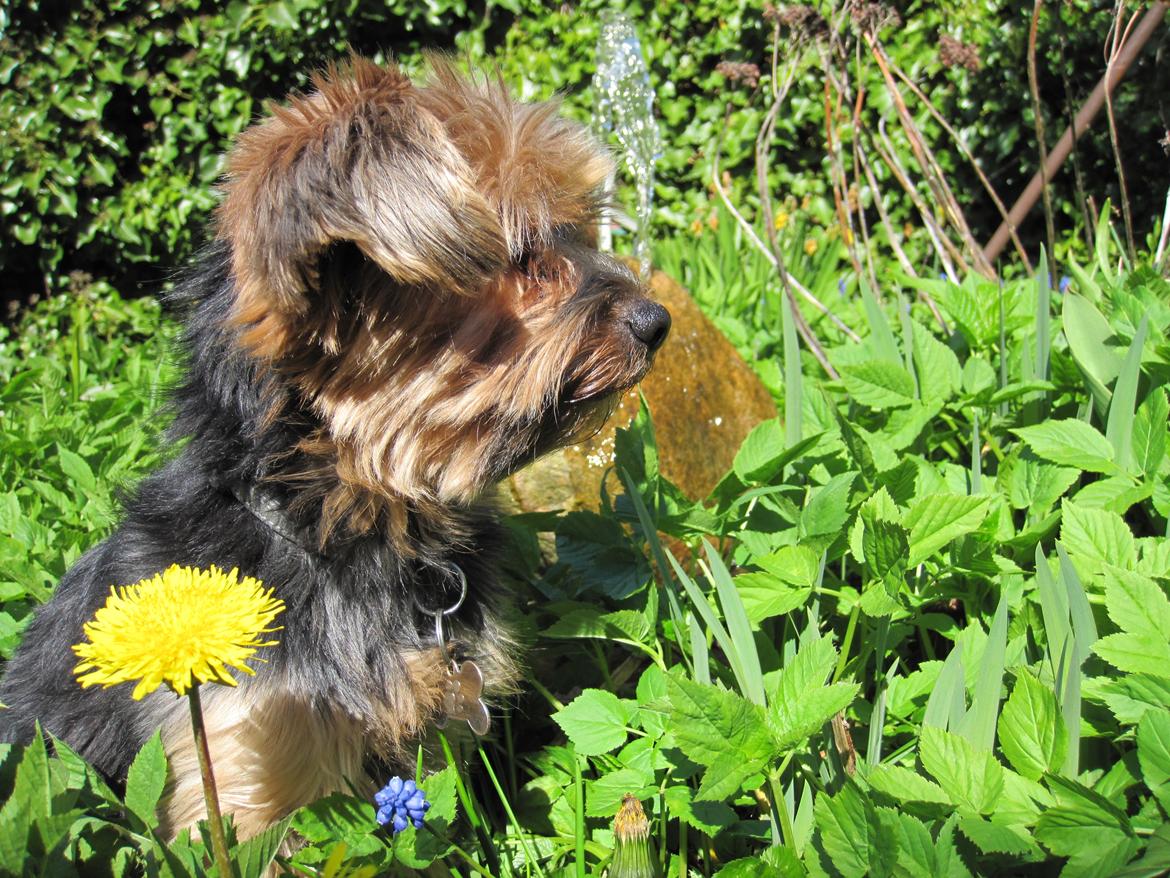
[0,240,510,781]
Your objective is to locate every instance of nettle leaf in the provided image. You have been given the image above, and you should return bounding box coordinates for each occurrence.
[767,637,859,751]
[957,817,1042,858]
[799,471,857,542]
[918,726,1004,815]
[1035,777,1138,873]
[665,675,775,791]
[1136,709,1170,812]
[586,767,655,817]
[861,508,909,584]
[1102,567,1170,640]
[912,321,961,406]
[544,606,652,648]
[1094,633,1170,678]
[1012,420,1120,474]
[1003,454,1079,514]
[1132,388,1169,480]
[552,689,633,756]
[813,781,896,878]
[733,571,811,625]
[733,418,784,483]
[904,494,991,567]
[876,807,938,877]
[1061,503,1136,570]
[841,359,917,409]
[124,731,167,829]
[998,671,1067,781]
[754,544,822,588]
[663,785,737,835]
[866,763,953,808]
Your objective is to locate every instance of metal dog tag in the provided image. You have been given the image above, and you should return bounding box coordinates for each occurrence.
[440,658,491,736]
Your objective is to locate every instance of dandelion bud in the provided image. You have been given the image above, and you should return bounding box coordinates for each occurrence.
[609,794,658,878]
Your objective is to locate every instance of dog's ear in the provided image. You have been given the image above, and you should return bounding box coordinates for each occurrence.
[217,56,508,317]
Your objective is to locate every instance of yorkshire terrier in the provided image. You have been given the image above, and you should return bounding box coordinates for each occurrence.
[0,56,669,839]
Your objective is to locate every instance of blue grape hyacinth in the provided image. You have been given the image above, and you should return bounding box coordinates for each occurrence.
[375,776,431,834]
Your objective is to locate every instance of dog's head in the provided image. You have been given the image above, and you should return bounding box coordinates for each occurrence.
[214,57,669,537]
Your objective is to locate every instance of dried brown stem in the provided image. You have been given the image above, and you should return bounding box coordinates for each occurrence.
[1105,0,1139,262]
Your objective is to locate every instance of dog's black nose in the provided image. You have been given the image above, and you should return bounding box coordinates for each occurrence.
[627,300,671,353]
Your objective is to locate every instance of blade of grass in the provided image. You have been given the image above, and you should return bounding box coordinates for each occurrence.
[1035,545,1072,680]
[665,550,748,697]
[1105,314,1148,472]
[859,277,901,363]
[971,411,982,493]
[957,591,1008,751]
[438,731,500,878]
[700,539,766,706]
[782,289,803,449]
[923,643,965,731]
[1057,544,1098,665]
[478,744,547,878]
[689,611,711,686]
[620,467,691,674]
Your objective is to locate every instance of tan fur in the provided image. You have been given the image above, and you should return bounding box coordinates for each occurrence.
[158,647,458,841]
[215,56,650,549]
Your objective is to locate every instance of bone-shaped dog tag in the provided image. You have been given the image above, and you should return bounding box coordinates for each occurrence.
[440,659,491,736]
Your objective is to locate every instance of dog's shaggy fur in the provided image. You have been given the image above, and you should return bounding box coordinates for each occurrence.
[0,56,669,838]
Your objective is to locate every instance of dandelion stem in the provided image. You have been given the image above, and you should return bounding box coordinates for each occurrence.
[188,685,234,877]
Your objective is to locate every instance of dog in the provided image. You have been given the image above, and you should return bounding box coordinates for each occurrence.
[0,55,669,839]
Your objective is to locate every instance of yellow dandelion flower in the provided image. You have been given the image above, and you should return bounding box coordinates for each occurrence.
[706,212,719,231]
[804,238,819,256]
[73,564,285,700]
[689,218,704,235]
[774,209,790,231]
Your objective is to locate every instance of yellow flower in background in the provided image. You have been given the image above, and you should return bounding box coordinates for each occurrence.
[804,238,819,256]
[73,564,285,700]
[689,218,703,236]
[774,209,790,231]
[841,225,854,246]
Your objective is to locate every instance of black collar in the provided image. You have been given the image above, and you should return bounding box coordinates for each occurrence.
[229,480,321,556]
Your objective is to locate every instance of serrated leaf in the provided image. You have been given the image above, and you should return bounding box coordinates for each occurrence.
[957,817,1040,857]
[998,672,1067,781]
[1094,632,1170,677]
[841,359,917,409]
[1132,389,1169,481]
[586,767,655,817]
[1103,567,1170,640]
[918,726,1003,815]
[124,731,167,829]
[912,322,961,406]
[904,494,991,566]
[663,785,737,835]
[800,471,857,541]
[1136,709,1170,812]
[867,763,953,806]
[1035,777,1136,869]
[1061,502,1136,570]
[552,689,632,756]
[55,446,97,492]
[666,675,775,770]
[233,816,292,878]
[1013,420,1119,474]
[733,571,810,624]
[813,782,895,878]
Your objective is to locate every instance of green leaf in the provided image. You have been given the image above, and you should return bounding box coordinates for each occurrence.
[957,817,1041,857]
[904,494,991,567]
[866,764,952,807]
[1013,420,1119,474]
[1136,709,1170,812]
[1132,389,1169,481]
[733,571,811,624]
[586,767,655,817]
[1103,567,1170,640]
[663,785,737,835]
[813,781,894,878]
[552,689,633,756]
[233,816,292,878]
[1035,777,1137,873]
[1105,315,1148,472]
[1094,632,1170,678]
[912,322,961,406]
[55,446,97,492]
[841,359,917,409]
[754,544,823,588]
[1063,292,1123,413]
[799,471,857,542]
[731,419,816,484]
[124,731,167,829]
[665,675,775,770]
[918,726,1003,815]
[998,671,1067,781]
[1061,502,1136,570]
